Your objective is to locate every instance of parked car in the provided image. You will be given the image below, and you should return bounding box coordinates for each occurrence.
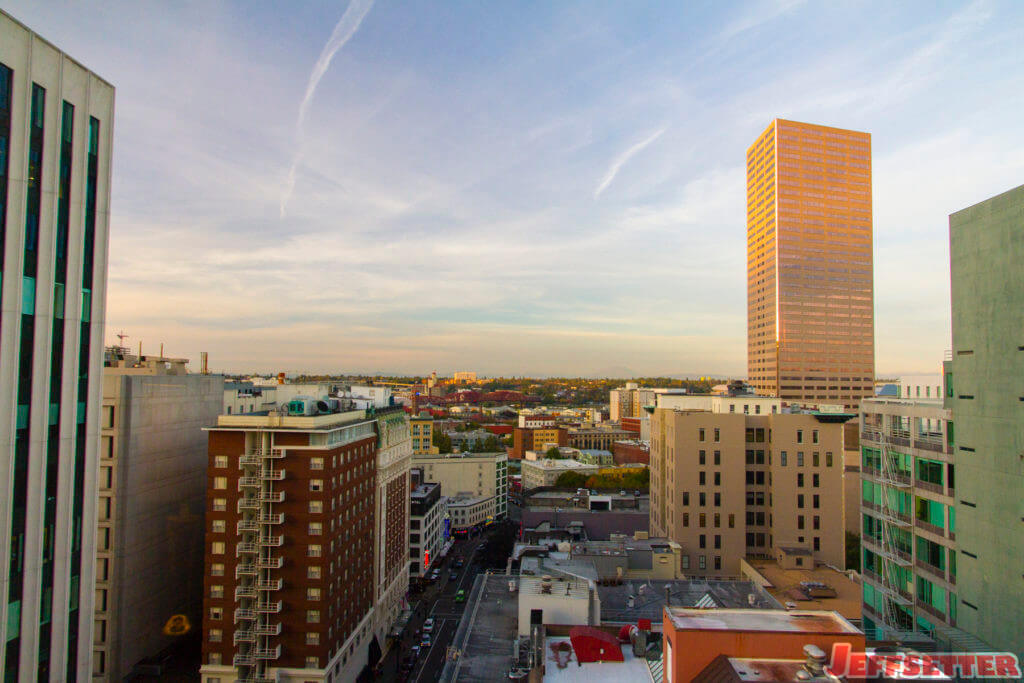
[455,589,466,603]
[454,558,464,568]
[423,618,434,633]
[421,634,432,648]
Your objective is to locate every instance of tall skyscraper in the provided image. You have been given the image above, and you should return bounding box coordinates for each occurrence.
[746,119,874,408]
[0,11,114,680]
[948,184,1024,657]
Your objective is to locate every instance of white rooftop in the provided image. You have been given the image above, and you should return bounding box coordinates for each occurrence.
[542,638,651,683]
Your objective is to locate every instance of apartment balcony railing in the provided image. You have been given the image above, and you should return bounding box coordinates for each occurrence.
[915,519,947,539]
[916,600,947,623]
[875,581,913,606]
[258,513,285,525]
[265,449,285,459]
[862,536,912,567]
[949,573,956,586]
[238,498,260,511]
[236,543,259,556]
[259,535,284,547]
[260,469,286,481]
[233,654,256,667]
[914,439,945,454]
[255,622,282,636]
[255,600,283,614]
[861,430,883,443]
[915,558,947,583]
[233,609,256,623]
[254,645,282,660]
[235,586,258,600]
[914,479,945,495]
[259,491,285,503]
[239,455,261,467]
[862,501,912,527]
[257,556,284,569]
[887,432,912,447]
[236,564,257,578]
[256,578,283,591]
[238,477,262,490]
[233,629,255,644]
[237,520,260,533]
[862,469,911,488]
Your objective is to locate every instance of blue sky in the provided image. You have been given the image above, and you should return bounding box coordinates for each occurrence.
[7,0,1024,376]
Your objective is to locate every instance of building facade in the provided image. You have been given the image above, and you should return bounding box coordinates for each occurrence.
[511,425,566,459]
[746,119,875,408]
[94,352,223,680]
[409,411,438,455]
[521,459,600,490]
[0,11,114,680]
[650,409,849,576]
[948,184,1024,656]
[409,483,444,578]
[200,408,386,683]
[567,425,631,451]
[858,398,958,642]
[412,452,508,522]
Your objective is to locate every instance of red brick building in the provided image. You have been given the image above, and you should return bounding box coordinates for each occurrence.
[511,426,568,459]
[612,440,650,466]
[200,406,408,683]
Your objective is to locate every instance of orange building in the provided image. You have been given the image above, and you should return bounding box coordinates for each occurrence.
[746,119,875,409]
[662,607,865,682]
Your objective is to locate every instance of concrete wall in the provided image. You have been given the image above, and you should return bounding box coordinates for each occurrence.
[949,184,1024,656]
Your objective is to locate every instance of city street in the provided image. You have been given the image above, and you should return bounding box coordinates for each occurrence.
[370,533,489,682]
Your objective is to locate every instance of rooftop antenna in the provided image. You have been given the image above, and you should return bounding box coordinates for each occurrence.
[115,330,129,349]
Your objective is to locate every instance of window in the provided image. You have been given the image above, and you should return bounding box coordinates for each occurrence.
[813,474,819,488]
[209,654,221,665]
[308,544,322,557]
[714,428,720,442]
[682,492,689,506]
[682,555,690,569]
[714,556,721,571]
[699,450,706,465]
[309,522,322,535]
[813,537,820,551]
[310,479,323,492]
[797,516,804,530]
[309,500,323,513]
[797,452,804,467]
[826,451,833,467]
[307,587,321,601]
[813,494,820,509]
[780,451,788,466]
[209,607,223,620]
[714,492,721,507]
[797,495,805,509]
[307,610,320,623]
[306,657,319,668]
[212,476,227,489]
[211,563,224,577]
[310,456,324,470]
[699,534,706,549]
[209,629,222,642]
[306,632,320,645]
[812,430,819,444]
[212,498,226,512]
[813,515,820,530]
[714,534,721,549]
[682,513,689,527]
[797,473,804,487]
[699,513,706,528]
[211,542,225,555]
[699,472,706,485]
[308,565,321,579]
[699,428,705,441]
[714,513,720,527]
[214,455,228,468]
[714,451,721,465]
[728,514,735,528]
[699,555,706,570]
[813,452,820,467]
[103,405,115,428]
[755,405,761,414]
[100,466,113,488]
[210,585,224,598]
[797,430,803,443]
[211,519,225,533]
[699,492,706,506]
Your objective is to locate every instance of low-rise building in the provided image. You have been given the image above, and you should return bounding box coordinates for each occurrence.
[521,458,599,489]
[409,411,440,455]
[413,452,508,522]
[613,439,650,466]
[567,424,631,451]
[445,495,493,533]
[576,449,614,466]
[512,425,568,459]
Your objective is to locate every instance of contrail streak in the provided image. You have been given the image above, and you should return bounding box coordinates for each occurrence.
[280,0,376,217]
[593,127,667,199]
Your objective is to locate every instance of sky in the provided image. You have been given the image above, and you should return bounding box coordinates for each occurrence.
[5,0,1024,377]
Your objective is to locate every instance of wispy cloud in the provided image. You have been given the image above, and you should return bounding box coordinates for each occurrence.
[280,0,377,218]
[593,126,667,199]
[718,0,807,40]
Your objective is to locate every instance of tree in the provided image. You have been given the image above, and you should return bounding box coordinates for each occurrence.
[433,430,452,454]
[544,446,564,459]
[554,471,589,489]
[845,531,861,571]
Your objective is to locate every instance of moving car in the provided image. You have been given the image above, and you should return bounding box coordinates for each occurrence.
[455,589,466,603]
[421,634,432,648]
[422,618,434,633]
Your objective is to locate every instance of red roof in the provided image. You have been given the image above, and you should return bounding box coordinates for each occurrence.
[568,626,624,663]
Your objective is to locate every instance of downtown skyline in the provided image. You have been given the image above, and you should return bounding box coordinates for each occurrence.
[4,0,1024,377]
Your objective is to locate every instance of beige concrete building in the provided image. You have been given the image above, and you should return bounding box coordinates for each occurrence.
[96,351,223,680]
[521,458,599,490]
[650,408,850,577]
[413,452,507,521]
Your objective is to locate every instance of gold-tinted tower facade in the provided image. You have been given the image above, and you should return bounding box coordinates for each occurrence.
[747,119,874,407]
